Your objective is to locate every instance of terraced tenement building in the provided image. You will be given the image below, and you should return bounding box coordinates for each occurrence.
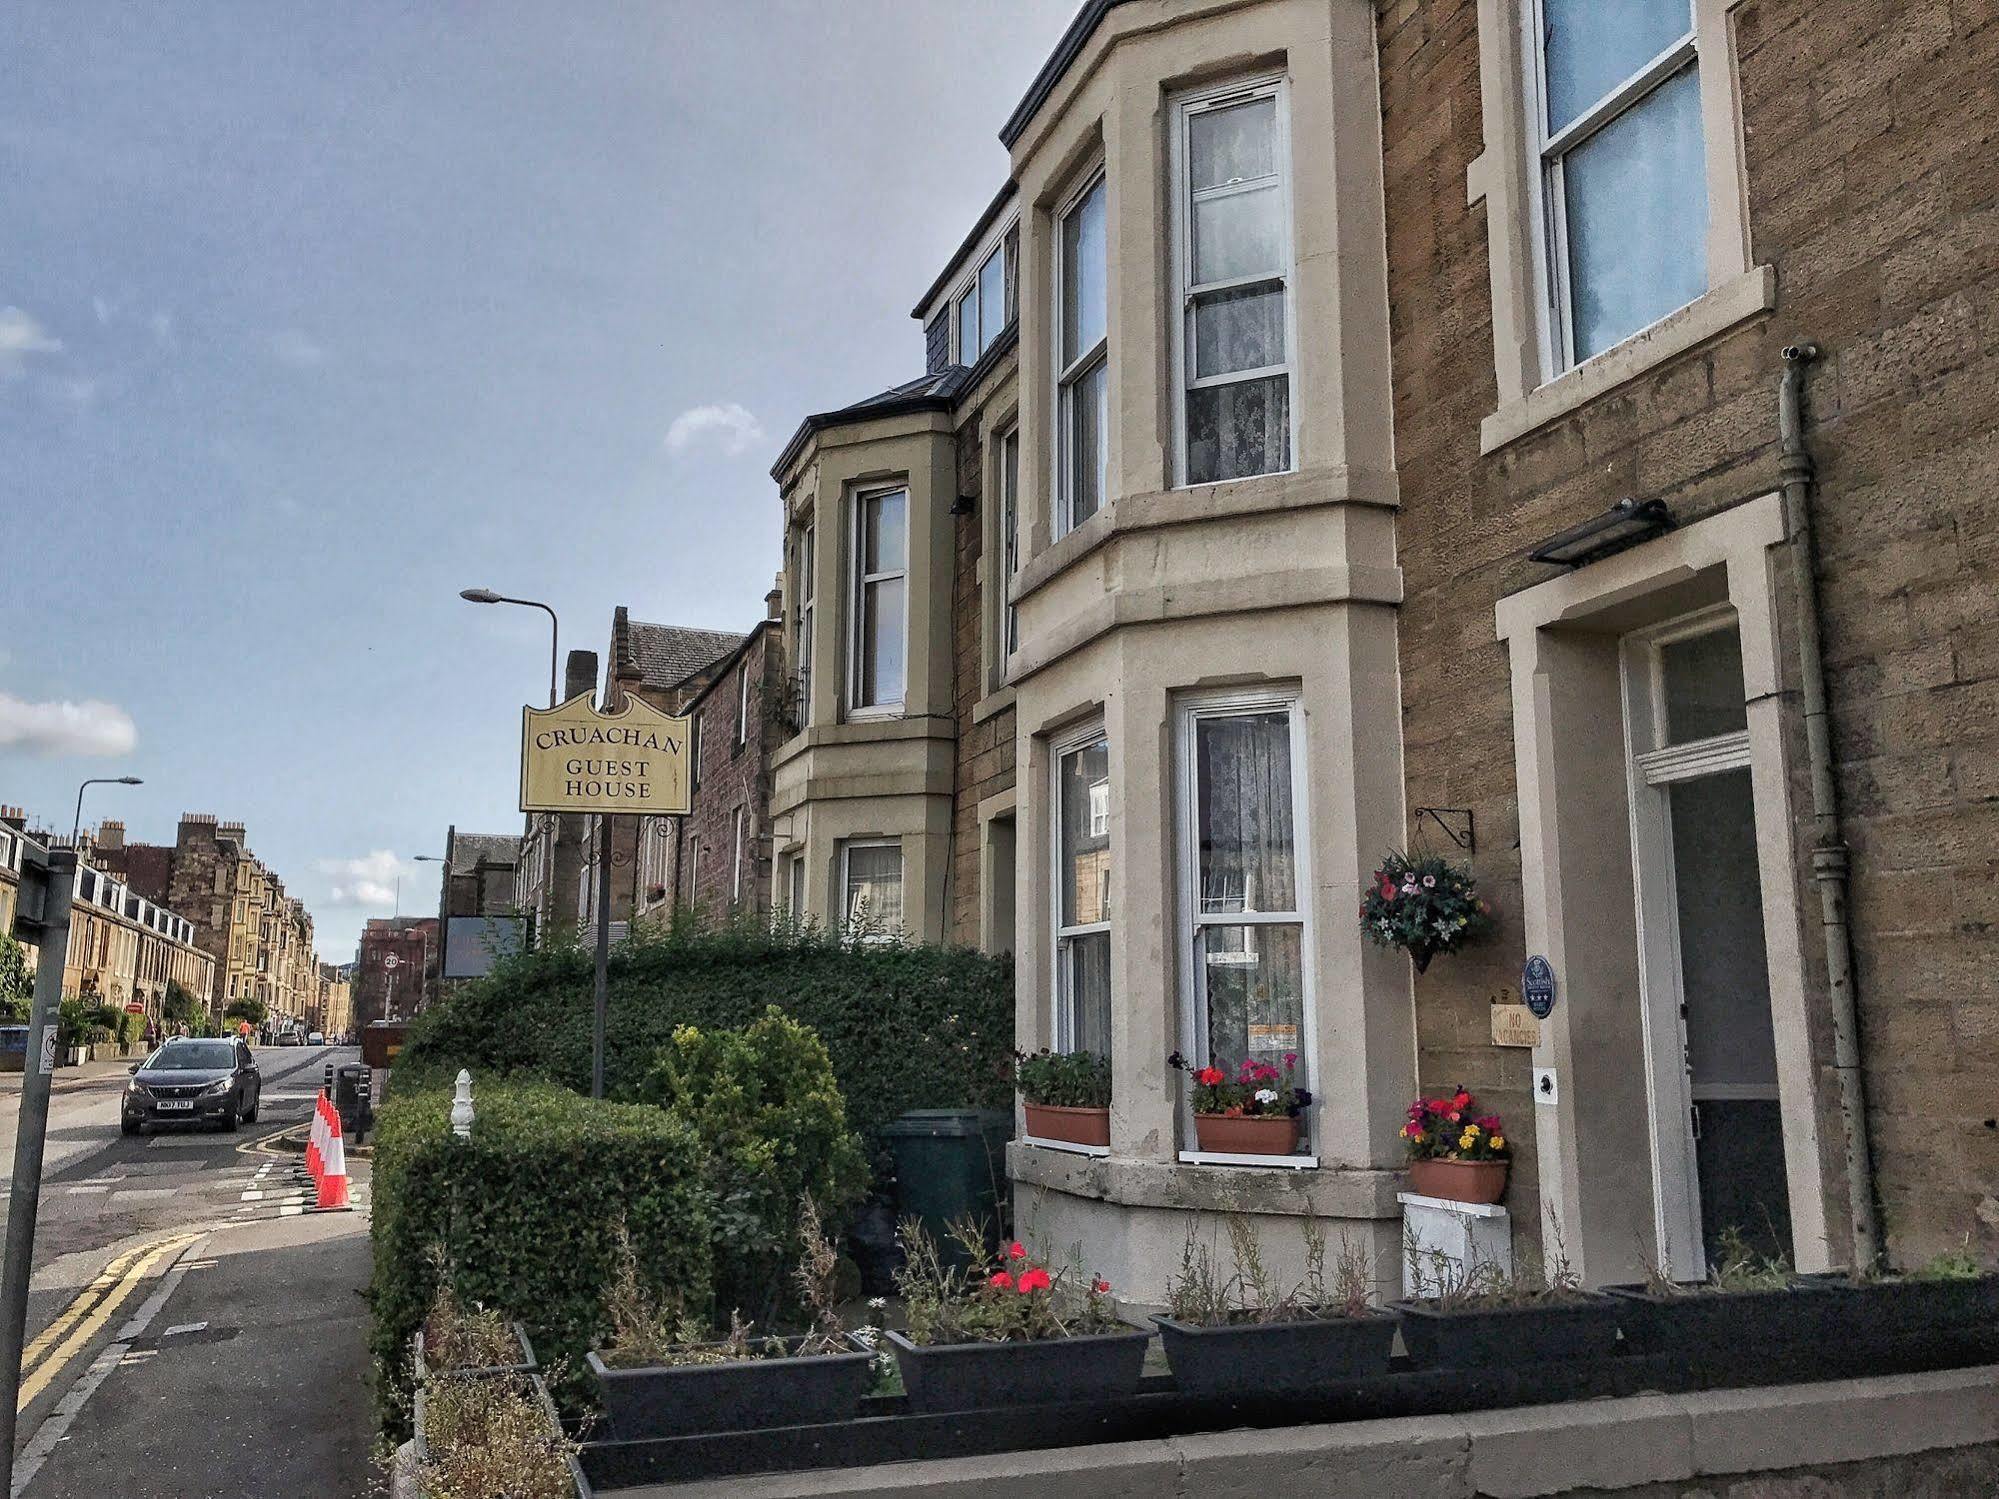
[762,0,1998,1299]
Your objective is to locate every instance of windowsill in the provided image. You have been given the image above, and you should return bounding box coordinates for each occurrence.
[1178,1150,1319,1170]
[972,683,1016,724]
[1021,1135,1108,1158]
[1480,265,1777,455]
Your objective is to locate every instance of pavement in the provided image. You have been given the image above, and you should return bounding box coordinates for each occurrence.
[0,1044,377,1498]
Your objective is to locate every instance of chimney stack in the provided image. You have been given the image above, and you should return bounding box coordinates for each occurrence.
[97,819,126,852]
[564,649,600,703]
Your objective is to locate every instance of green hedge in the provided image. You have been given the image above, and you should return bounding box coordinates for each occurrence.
[369,1079,713,1427]
[392,917,1015,1172]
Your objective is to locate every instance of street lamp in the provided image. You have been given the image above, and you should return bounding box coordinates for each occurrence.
[460,588,560,708]
[73,776,143,845]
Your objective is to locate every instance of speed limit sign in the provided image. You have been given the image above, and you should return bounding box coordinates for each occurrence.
[382,954,401,971]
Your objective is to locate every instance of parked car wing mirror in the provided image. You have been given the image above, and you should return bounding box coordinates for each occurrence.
[128,1063,141,1074]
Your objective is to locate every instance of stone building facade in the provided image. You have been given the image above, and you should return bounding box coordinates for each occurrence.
[760,0,1996,1298]
[515,649,601,945]
[91,814,318,1023]
[1378,0,1999,1277]
[353,916,439,1027]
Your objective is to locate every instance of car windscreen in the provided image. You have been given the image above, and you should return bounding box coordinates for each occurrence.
[145,1042,237,1070]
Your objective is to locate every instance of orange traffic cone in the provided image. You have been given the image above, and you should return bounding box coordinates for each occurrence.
[306,1096,327,1182]
[315,1107,350,1210]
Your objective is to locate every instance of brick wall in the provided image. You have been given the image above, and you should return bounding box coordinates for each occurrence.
[678,627,777,917]
[1377,0,1999,1262]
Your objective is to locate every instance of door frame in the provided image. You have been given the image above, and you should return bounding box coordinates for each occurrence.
[1620,605,1755,1280]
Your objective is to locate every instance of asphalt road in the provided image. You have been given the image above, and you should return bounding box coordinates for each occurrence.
[0,1044,376,1498]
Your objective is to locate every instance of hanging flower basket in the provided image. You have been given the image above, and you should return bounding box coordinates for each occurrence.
[1360,853,1494,972]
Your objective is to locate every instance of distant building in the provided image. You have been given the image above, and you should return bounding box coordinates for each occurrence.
[437,825,522,984]
[315,961,353,1037]
[353,916,438,1025]
[0,808,217,1016]
[92,814,319,1023]
[578,608,746,941]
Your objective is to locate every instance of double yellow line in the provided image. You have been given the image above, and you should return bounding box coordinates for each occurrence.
[15,1233,199,1410]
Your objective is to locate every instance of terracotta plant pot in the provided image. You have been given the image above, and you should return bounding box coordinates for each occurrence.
[1022,1102,1111,1148]
[1406,1157,1508,1204]
[1192,1113,1299,1156]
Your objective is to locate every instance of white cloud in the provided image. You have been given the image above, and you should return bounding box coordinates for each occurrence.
[270,329,325,368]
[0,307,62,378]
[317,850,414,909]
[0,692,137,756]
[664,402,764,457]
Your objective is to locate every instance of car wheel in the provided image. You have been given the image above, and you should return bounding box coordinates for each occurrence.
[222,1101,240,1133]
[245,1092,260,1124]
[121,1117,141,1137]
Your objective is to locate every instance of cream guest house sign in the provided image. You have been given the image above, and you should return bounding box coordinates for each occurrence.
[519,692,693,816]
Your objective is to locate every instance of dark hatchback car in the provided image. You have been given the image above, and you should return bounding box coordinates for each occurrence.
[122,1038,262,1135]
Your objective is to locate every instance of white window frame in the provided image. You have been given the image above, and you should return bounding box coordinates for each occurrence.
[840,838,904,944]
[955,240,1010,366]
[1053,163,1108,540]
[686,838,700,904]
[1167,74,1299,489]
[689,717,702,786]
[1172,684,1319,1167]
[730,804,747,903]
[1049,719,1111,1055]
[795,519,816,724]
[847,485,909,720]
[736,657,752,747]
[784,849,806,921]
[1525,0,1700,376]
[991,424,1020,688]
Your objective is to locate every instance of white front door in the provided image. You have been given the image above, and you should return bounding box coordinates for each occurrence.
[1624,612,1792,1279]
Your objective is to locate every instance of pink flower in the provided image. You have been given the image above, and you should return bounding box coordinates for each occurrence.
[1007,1241,1027,1261]
[1017,1267,1051,1294]
[989,1270,1013,1290]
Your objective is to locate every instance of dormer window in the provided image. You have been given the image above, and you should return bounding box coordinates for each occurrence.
[955,240,1011,367]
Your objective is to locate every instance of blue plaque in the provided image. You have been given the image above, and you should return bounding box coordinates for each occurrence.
[1523,955,1557,1019]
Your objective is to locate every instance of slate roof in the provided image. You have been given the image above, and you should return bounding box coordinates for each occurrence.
[448,833,521,877]
[771,367,971,478]
[625,618,746,692]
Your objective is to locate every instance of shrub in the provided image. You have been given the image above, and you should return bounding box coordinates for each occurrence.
[1015,1049,1111,1108]
[634,1008,868,1318]
[56,999,93,1049]
[0,934,32,1023]
[162,980,201,1029]
[392,915,1013,1174]
[370,1079,714,1429]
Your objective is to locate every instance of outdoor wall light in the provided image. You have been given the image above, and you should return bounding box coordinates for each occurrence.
[1527,498,1676,569]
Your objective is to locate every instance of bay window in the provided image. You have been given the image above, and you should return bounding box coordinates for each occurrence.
[849,486,907,716]
[1172,78,1294,486]
[1055,170,1108,535]
[795,520,815,721]
[1533,0,1706,366]
[842,840,904,939]
[1176,690,1312,1133]
[1053,728,1112,1055]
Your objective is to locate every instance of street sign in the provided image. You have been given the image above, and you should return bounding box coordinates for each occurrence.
[381,953,400,971]
[1523,955,1557,1019]
[519,691,693,816]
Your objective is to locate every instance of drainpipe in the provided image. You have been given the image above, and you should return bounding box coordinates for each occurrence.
[1777,342,1881,1271]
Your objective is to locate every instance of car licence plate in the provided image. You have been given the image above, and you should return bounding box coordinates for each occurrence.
[157,1100,194,1111]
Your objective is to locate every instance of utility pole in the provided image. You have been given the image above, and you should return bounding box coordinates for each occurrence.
[0,847,76,1476]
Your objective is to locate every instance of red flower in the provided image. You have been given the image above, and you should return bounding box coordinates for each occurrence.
[1017,1267,1052,1294]
[1196,1066,1224,1087]
[988,1270,1013,1290]
[1007,1241,1027,1261]
[1092,1278,1111,1295]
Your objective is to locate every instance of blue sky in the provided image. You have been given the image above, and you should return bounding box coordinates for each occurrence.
[0,0,1076,958]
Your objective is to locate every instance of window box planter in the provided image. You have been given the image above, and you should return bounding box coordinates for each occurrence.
[1801,1272,1999,1343]
[1600,1278,1843,1357]
[411,1373,587,1497]
[1392,1293,1621,1370]
[584,1336,874,1439]
[1154,1310,1396,1396]
[1191,1114,1298,1156]
[883,1327,1149,1414]
[412,1320,537,1384]
[1405,1158,1508,1205]
[1022,1102,1110,1149]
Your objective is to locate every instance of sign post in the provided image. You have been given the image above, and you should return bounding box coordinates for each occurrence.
[519,692,692,1099]
[0,848,76,1479]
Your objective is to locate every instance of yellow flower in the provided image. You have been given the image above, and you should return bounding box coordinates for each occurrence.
[1458,1131,1476,1150]
[1463,1123,1480,1136]
[1491,1136,1505,1150]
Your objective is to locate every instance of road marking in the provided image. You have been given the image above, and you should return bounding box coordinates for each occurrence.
[65,1185,110,1196]
[11,1234,207,1499]
[162,1321,207,1337]
[16,1234,196,1409]
[18,1243,151,1379]
[239,1190,264,1201]
[108,1188,175,1204]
